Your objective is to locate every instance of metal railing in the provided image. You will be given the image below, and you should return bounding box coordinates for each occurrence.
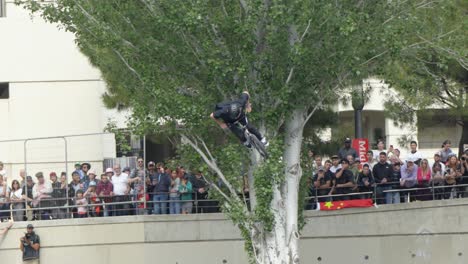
[2,181,468,221]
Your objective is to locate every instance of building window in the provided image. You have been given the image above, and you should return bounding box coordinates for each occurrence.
[0,0,6,18]
[0,83,9,99]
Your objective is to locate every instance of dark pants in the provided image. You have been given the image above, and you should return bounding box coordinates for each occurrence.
[228,118,262,143]
[113,195,130,216]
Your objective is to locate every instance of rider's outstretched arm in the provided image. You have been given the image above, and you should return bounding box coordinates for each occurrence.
[210,113,227,129]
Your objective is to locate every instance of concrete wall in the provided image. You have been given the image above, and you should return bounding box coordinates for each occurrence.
[0,1,129,179]
[2,199,468,264]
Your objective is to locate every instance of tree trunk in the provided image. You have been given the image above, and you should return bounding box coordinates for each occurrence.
[251,109,306,264]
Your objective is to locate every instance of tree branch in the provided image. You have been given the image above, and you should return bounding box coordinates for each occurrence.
[181,134,240,199]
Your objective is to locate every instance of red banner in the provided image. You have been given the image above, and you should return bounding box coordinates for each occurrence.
[352,138,369,163]
[318,199,374,211]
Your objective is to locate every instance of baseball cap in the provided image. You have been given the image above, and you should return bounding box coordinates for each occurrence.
[89,181,97,187]
[344,137,352,143]
[26,176,33,181]
[27,224,34,229]
[88,170,96,175]
[74,162,81,166]
[148,161,155,166]
[35,172,44,178]
[331,155,339,159]
[105,168,114,174]
[317,166,325,172]
[406,157,415,163]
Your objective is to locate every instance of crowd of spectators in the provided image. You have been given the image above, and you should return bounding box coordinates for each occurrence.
[0,139,467,221]
[306,139,468,208]
[0,157,218,222]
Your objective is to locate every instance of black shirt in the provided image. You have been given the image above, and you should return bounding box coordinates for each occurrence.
[334,169,355,185]
[312,172,332,187]
[357,171,375,188]
[372,162,393,184]
[213,93,249,123]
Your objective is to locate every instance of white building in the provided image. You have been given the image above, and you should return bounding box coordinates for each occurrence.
[335,78,463,160]
[0,1,127,180]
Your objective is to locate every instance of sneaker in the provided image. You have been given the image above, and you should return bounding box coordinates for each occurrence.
[261,137,269,147]
[243,141,252,149]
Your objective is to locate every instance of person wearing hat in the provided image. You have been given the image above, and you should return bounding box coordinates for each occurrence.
[337,137,358,160]
[312,166,332,203]
[74,162,84,180]
[329,159,355,200]
[0,173,10,222]
[20,224,40,263]
[83,170,99,193]
[32,172,52,220]
[80,163,91,182]
[329,155,341,173]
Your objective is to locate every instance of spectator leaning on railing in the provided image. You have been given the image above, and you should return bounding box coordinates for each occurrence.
[329,159,355,201]
[179,174,193,214]
[312,166,332,202]
[372,152,393,204]
[10,180,24,221]
[32,172,52,220]
[22,176,34,221]
[97,169,114,217]
[357,164,375,199]
[112,165,130,216]
[151,165,171,215]
[387,162,402,204]
[400,158,418,201]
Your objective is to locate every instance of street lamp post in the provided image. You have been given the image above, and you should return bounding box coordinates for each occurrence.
[352,85,365,139]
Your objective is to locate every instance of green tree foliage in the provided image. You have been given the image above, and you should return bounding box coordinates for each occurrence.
[382,0,467,156]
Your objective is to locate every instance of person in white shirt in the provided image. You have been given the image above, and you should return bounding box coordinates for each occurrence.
[372,140,386,161]
[32,172,52,220]
[111,165,130,216]
[330,155,342,173]
[405,141,424,166]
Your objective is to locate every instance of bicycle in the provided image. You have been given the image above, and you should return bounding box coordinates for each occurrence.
[232,122,269,159]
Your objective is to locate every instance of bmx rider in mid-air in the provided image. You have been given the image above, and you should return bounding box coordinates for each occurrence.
[210,91,269,148]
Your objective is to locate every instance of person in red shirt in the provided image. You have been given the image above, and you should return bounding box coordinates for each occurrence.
[96,170,114,217]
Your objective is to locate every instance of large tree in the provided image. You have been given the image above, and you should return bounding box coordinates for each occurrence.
[383,1,467,156]
[19,0,461,263]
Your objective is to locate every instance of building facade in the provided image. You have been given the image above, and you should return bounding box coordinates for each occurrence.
[336,78,463,160]
[0,1,126,180]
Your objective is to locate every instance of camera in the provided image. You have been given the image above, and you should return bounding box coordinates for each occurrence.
[462,157,466,161]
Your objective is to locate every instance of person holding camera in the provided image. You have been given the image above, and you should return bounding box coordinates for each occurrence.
[20,224,40,264]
